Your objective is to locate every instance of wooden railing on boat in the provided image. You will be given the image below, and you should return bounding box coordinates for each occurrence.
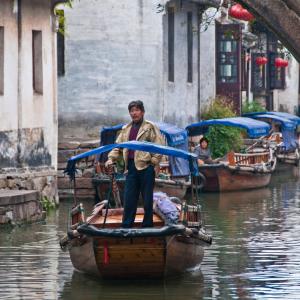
[228,151,270,166]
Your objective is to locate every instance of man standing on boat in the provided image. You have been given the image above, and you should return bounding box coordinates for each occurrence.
[105,100,163,228]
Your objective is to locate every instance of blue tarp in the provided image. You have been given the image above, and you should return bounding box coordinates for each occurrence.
[186,117,271,138]
[265,112,300,126]
[99,122,190,176]
[65,141,198,180]
[100,122,187,147]
[248,114,296,130]
[155,122,188,147]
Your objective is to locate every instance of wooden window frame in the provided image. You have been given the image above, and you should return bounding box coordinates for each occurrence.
[32,30,43,94]
[168,7,175,82]
[187,12,193,83]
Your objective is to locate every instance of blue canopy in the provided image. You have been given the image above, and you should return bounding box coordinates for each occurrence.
[186,117,271,138]
[155,122,188,147]
[65,141,198,180]
[265,112,300,126]
[99,122,190,177]
[100,122,187,147]
[244,111,300,126]
[248,114,296,130]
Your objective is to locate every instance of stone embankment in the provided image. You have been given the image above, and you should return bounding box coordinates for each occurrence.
[0,190,45,225]
[57,140,99,201]
[0,167,58,203]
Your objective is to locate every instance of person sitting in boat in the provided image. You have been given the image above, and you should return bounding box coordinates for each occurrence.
[194,137,213,165]
[105,100,163,228]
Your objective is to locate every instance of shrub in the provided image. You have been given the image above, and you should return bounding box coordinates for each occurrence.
[202,97,244,158]
[242,100,266,113]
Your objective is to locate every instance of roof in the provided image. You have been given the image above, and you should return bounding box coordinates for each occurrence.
[186,117,271,138]
[100,122,187,147]
[248,113,296,130]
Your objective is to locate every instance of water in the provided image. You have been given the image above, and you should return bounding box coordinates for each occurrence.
[1,167,300,299]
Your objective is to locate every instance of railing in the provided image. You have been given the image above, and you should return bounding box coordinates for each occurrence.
[228,151,270,166]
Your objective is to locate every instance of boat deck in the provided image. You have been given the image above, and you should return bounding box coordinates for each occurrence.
[89,208,164,228]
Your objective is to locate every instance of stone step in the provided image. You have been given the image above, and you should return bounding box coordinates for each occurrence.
[0,190,44,225]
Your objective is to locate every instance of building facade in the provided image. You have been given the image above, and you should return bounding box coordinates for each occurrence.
[0,0,63,201]
[58,0,217,140]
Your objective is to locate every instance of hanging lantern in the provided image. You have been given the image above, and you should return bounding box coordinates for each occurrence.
[255,56,268,76]
[275,57,288,80]
[275,57,289,68]
[229,4,255,21]
[255,56,268,66]
[241,9,254,22]
[229,4,244,20]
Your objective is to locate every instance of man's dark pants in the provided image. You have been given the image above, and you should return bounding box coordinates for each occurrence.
[122,159,155,228]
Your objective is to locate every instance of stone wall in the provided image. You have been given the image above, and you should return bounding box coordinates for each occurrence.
[0,190,45,225]
[0,167,58,203]
[57,140,99,201]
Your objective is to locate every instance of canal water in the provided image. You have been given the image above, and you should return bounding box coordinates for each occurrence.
[1,167,300,299]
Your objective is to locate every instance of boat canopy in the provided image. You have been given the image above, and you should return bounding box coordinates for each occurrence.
[155,122,188,147]
[247,114,296,130]
[186,117,271,138]
[65,141,198,180]
[244,111,300,126]
[244,113,298,150]
[99,122,190,177]
[100,122,187,147]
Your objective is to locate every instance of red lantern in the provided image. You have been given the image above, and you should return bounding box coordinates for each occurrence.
[255,56,268,66]
[241,9,254,22]
[229,4,254,21]
[229,4,244,19]
[275,57,289,68]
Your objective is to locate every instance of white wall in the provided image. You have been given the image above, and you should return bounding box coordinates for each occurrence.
[0,0,18,132]
[273,57,299,114]
[59,0,165,139]
[0,0,58,169]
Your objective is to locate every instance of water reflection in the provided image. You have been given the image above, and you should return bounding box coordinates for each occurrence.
[0,168,300,299]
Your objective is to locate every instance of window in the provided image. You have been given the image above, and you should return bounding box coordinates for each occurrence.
[216,28,239,83]
[168,7,174,82]
[0,27,4,95]
[187,12,193,83]
[32,30,43,94]
[57,10,65,76]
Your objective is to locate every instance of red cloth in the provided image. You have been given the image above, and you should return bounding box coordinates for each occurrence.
[128,123,141,159]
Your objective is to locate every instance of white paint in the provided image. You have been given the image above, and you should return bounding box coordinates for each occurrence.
[0,0,58,169]
[58,0,217,138]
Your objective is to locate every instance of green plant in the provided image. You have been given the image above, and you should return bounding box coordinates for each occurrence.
[41,196,57,211]
[242,100,266,113]
[202,97,244,158]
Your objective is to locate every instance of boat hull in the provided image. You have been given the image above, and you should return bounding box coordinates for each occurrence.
[199,164,272,192]
[69,234,204,278]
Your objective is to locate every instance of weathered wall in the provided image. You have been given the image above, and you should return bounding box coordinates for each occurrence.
[162,0,200,126]
[273,57,299,113]
[0,0,58,169]
[58,0,217,138]
[58,0,165,139]
[199,8,217,116]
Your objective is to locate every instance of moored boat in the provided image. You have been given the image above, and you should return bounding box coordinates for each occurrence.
[61,141,212,278]
[186,117,276,192]
[244,112,300,166]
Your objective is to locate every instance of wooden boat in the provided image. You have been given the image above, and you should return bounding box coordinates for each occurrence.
[197,150,275,192]
[186,117,276,192]
[61,141,212,278]
[94,122,191,200]
[244,112,300,166]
